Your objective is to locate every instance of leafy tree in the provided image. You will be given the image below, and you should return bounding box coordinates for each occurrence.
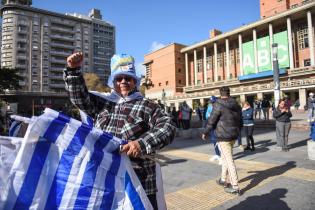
[83,73,110,92]
[0,67,22,93]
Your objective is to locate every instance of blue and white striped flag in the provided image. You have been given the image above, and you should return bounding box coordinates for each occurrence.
[0,108,153,210]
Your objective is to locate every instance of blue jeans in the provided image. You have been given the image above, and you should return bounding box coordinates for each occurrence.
[210,130,220,156]
[237,129,242,146]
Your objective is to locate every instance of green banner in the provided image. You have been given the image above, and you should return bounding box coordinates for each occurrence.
[242,41,255,75]
[257,36,271,72]
[273,31,289,69]
[241,30,289,75]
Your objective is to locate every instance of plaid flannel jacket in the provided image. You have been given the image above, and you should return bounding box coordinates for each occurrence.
[64,69,176,195]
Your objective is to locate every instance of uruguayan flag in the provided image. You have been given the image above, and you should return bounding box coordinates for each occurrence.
[0,108,153,210]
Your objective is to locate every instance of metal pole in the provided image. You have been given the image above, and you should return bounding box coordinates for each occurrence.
[272,43,280,108]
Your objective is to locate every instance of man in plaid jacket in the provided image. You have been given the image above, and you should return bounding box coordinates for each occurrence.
[64,52,176,209]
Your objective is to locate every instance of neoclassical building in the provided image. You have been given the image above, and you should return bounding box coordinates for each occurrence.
[144,0,315,110]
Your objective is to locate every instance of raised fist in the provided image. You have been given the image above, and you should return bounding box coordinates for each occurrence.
[67,52,83,68]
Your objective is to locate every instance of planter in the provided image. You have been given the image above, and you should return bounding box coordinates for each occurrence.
[307,140,315,161]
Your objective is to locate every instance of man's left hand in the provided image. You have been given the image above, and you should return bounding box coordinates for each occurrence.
[120,140,142,158]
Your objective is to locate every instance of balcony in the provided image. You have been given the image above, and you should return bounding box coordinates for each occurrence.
[50,67,65,72]
[184,78,239,93]
[50,34,74,42]
[50,50,71,57]
[50,83,66,89]
[51,26,74,34]
[50,75,63,80]
[287,66,315,76]
[50,42,75,49]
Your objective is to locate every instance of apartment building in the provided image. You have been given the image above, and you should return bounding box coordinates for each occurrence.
[1,1,115,93]
[144,0,315,110]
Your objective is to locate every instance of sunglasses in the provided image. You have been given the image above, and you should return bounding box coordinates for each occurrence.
[115,76,133,82]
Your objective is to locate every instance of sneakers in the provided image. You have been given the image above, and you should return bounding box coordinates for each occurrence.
[216,179,227,187]
[209,155,220,162]
[238,145,245,151]
[224,186,241,196]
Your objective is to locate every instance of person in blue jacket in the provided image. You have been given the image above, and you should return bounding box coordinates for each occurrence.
[242,101,255,151]
[204,96,221,163]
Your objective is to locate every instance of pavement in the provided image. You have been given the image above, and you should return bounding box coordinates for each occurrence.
[158,125,315,209]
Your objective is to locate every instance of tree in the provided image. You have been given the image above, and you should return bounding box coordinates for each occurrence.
[0,67,22,93]
[83,73,110,92]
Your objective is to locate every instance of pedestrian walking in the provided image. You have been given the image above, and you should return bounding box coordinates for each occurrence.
[273,99,292,152]
[307,92,315,122]
[202,86,242,195]
[171,107,179,128]
[64,52,176,208]
[204,96,221,164]
[254,100,262,119]
[242,102,255,151]
[180,101,191,130]
[261,97,271,120]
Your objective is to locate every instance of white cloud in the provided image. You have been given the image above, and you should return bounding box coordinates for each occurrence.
[149,41,165,52]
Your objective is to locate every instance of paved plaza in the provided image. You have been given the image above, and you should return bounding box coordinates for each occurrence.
[159,123,315,209]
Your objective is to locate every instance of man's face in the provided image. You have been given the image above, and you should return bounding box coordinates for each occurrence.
[113,75,136,97]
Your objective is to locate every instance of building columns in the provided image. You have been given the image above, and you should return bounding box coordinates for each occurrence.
[225,39,230,80]
[299,88,307,110]
[185,53,189,86]
[287,17,294,69]
[194,50,198,85]
[238,34,243,76]
[240,94,246,104]
[203,46,207,83]
[307,11,315,66]
[253,29,258,73]
[214,43,218,82]
[269,23,274,62]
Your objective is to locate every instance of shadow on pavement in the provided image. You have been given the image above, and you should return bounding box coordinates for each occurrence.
[289,138,311,149]
[227,188,290,210]
[239,161,296,194]
[155,154,187,167]
[234,139,275,160]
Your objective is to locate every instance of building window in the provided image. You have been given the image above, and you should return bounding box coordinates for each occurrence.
[197,59,202,72]
[166,81,169,85]
[158,82,162,86]
[197,80,201,85]
[236,48,240,63]
[304,59,311,66]
[177,57,181,61]
[206,56,212,70]
[178,68,181,73]
[218,75,221,81]
[207,78,212,83]
[297,25,309,49]
[217,53,223,67]
[179,80,181,84]
[291,4,298,8]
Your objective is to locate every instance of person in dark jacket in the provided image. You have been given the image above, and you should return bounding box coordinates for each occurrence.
[242,102,255,151]
[202,86,241,195]
[273,99,292,152]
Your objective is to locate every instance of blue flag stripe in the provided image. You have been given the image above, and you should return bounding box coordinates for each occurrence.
[43,112,71,143]
[44,124,91,210]
[12,113,70,210]
[73,133,112,209]
[125,172,146,210]
[99,152,121,209]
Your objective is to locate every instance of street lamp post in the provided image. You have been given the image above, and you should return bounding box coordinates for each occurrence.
[272,43,281,108]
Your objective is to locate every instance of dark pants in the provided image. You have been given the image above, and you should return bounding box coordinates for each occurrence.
[147,194,158,210]
[244,125,255,148]
[210,130,220,156]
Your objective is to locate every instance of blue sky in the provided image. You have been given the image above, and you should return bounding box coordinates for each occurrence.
[32,0,260,75]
